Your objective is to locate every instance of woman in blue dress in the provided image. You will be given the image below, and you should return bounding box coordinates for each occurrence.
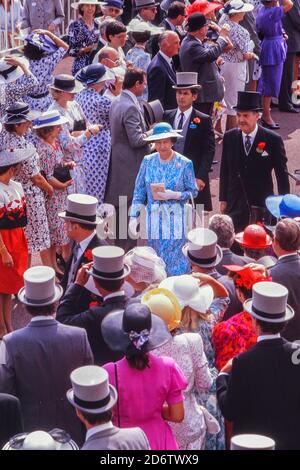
[75,63,114,204]
[22,30,69,112]
[256,0,293,129]
[130,122,198,276]
[68,0,100,75]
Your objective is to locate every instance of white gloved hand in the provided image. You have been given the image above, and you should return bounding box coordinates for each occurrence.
[156,190,181,201]
[129,217,139,237]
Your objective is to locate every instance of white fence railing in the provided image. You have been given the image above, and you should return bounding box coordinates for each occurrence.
[0,0,75,56]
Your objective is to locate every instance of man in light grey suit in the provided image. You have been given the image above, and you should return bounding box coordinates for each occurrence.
[67,365,150,450]
[105,68,150,251]
[269,218,300,342]
[0,266,93,446]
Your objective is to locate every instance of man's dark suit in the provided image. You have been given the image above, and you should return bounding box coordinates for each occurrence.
[147,52,177,109]
[57,284,126,365]
[219,126,290,231]
[0,394,23,448]
[217,338,300,449]
[270,253,300,342]
[164,107,215,210]
[216,248,253,276]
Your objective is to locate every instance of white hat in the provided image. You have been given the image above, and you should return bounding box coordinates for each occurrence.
[67,365,118,413]
[160,274,214,312]
[71,0,101,8]
[0,145,34,167]
[0,57,29,84]
[182,228,223,268]
[244,281,294,323]
[127,19,164,35]
[125,246,167,284]
[222,0,254,15]
[2,429,79,450]
[32,110,69,129]
[18,266,63,306]
[58,194,102,225]
[231,434,275,450]
[87,246,131,280]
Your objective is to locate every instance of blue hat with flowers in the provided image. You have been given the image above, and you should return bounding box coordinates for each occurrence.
[144,122,183,142]
[266,194,300,219]
[25,32,58,55]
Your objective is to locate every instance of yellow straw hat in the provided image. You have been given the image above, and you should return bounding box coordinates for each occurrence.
[142,288,182,332]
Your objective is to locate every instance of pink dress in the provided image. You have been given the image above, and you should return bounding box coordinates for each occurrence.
[103,353,188,450]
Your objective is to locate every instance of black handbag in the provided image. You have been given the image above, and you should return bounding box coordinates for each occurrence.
[53,166,71,183]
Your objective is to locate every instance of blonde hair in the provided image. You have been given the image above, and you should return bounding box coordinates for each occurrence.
[181,305,212,331]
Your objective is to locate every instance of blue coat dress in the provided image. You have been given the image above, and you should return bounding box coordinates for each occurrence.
[131,152,198,276]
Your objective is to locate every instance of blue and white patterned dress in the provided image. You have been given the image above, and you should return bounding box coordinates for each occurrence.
[125,46,151,101]
[24,48,66,112]
[130,152,198,276]
[0,73,37,118]
[75,88,111,204]
[68,18,100,75]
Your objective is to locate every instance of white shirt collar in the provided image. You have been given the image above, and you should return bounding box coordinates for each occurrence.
[175,107,193,128]
[79,231,96,255]
[257,333,281,342]
[30,315,54,322]
[278,253,298,260]
[159,50,173,67]
[104,290,125,302]
[242,124,258,143]
[86,422,114,441]
[123,89,139,107]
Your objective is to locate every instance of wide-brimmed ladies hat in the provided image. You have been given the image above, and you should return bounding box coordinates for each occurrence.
[186,0,223,18]
[143,122,183,142]
[32,110,69,129]
[59,194,102,225]
[3,430,78,451]
[101,303,171,353]
[71,0,102,8]
[87,246,131,281]
[76,64,115,86]
[125,246,167,284]
[160,274,214,313]
[49,74,83,93]
[244,281,294,323]
[222,0,253,15]
[3,101,41,124]
[67,366,118,414]
[18,266,63,307]
[182,228,223,268]
[0,146,33,167]
[24,32,58,55]
[0,56,29,84]
[235,224,272,249]
[142,287,182,331]
[266,194,300,219]
[127,18,164,34]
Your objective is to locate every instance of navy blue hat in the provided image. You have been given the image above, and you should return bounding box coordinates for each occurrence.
[75,64,115,86]
[100,0,123,8]
[187,13,208,32]
[266,194,300,219]
[25,33,58,55]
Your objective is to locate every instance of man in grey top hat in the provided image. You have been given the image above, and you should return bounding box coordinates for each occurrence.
[217,281,300,450]
[0,266,93,446]
[67,365,150,450]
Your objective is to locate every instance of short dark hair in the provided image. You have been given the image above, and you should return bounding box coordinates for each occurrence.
[106,21,126,42]
[4,123,17,133]
[275,218,300,252]
[70,221,97,231]
[167,1,185,19]
[80,409,113,425]
[94,277,124,292]
[123,68,145,89]
[255,318,287,335]
[0,162,19,175]
[131,30,151,44]
[23,43,44,61]
[25,303,56,317]
[35,126,56,139]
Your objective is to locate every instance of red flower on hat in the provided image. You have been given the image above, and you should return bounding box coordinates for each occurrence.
[84,249,93,261]
[234,267,272,291]
[256,141,266,153]
[193,117,201,125]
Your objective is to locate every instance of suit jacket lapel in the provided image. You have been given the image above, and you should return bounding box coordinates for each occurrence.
[158,53,176,82]
[184,108,197,153]
[248,126,264,159]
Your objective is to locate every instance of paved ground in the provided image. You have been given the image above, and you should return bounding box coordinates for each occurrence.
[11,57,300,330]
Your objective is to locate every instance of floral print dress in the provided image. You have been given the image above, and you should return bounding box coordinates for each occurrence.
[75,88,111,204]
[0,74,37,118]
[68,18,100,75]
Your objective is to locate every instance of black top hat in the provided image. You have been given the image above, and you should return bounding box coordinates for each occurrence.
[101,303,171,353]
[234,91,262,111]
[4,101,40,124]
[187,13,208,32]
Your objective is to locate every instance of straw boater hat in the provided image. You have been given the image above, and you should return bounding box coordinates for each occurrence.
[141,287,182,331]
[49,74,83,94]
[244,281,294,323]
[182,228,223,268]
[230,434,275,451]
[67,365,118,414]
[87,246,131,280]
[0,56,29,84]
[172,72,202,90]
[32,110,69,129]
[143,122,183,142]
[18,266,63,307]
[58,194,102,225]
[71,0,102,8]
[2,430,78,451]
[101,303,171,353]
[3,102,40,124]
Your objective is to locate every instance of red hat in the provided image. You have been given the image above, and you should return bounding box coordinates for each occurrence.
[186,0,222,18]
[224,265,272,290]
[235,224,272,249]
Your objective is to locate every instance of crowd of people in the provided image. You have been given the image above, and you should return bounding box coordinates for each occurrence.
[0,0,300,452]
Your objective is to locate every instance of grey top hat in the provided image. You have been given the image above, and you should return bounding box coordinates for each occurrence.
[173,72,201,90]
[135,0,159,9]
[244,281,294,323]
[18,266,63,307]
[58,194,102,225]
[182,228,223,268]
[142,99,164,127]
[88,246,131,280]
[231,434,275,450]
[67,365,118,414]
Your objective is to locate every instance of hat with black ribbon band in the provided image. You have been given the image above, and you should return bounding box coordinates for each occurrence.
[0,65,17,79]
[187,251,217,265]
[74,393,111,410]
